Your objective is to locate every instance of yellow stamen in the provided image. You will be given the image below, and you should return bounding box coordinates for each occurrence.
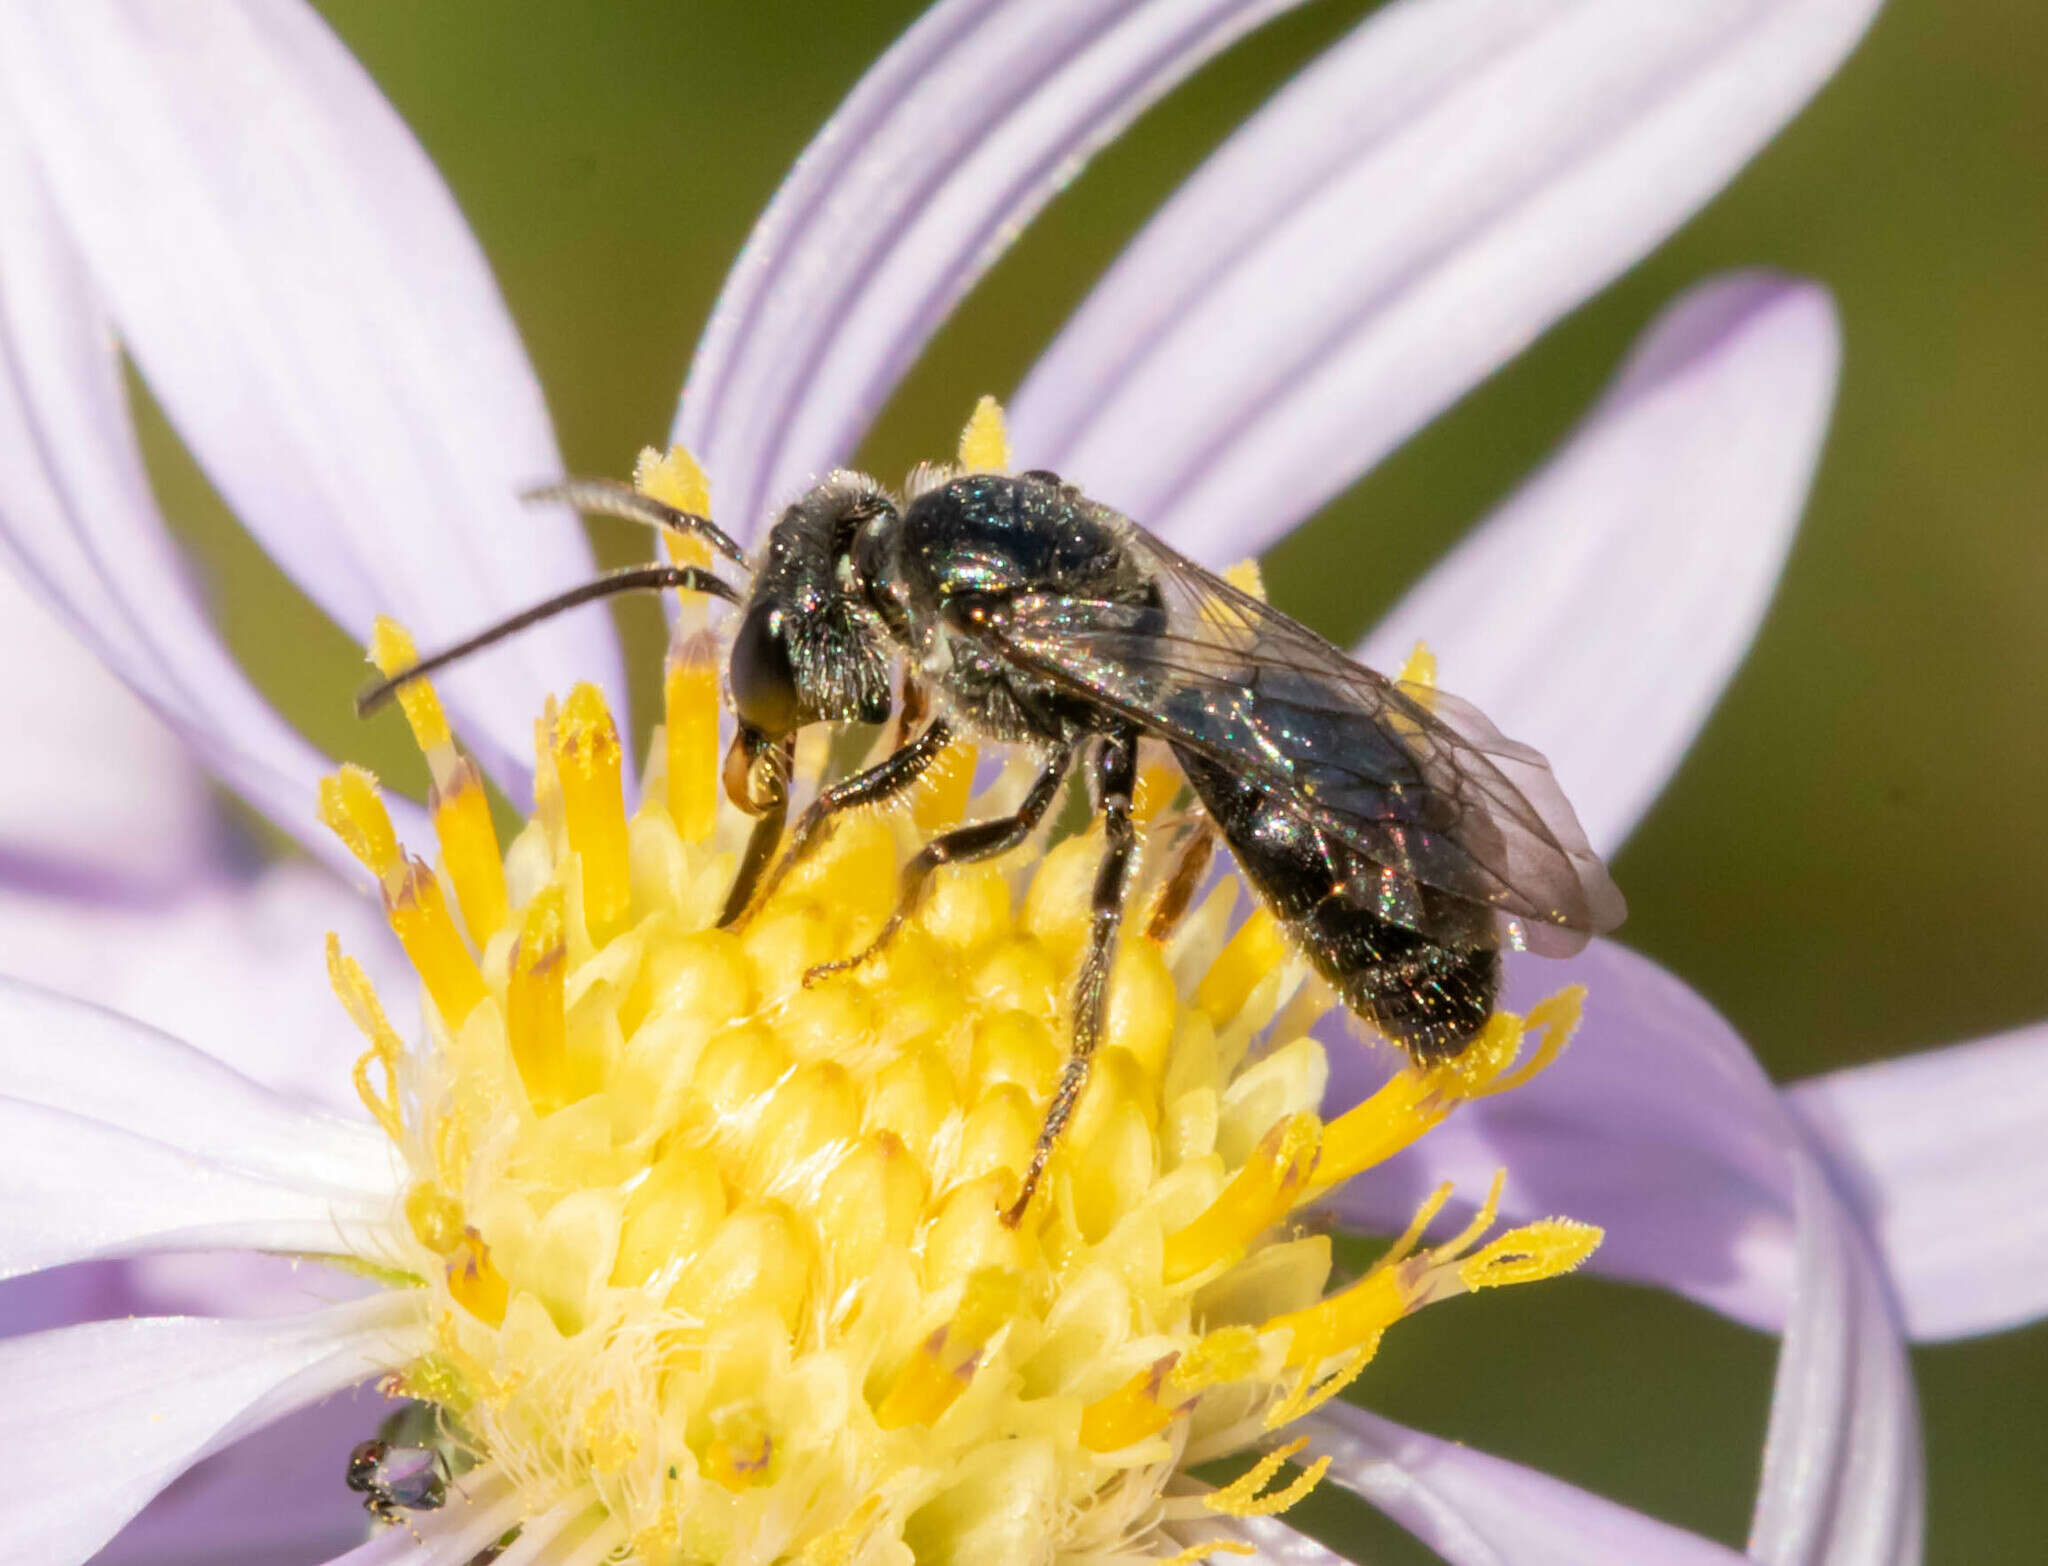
[1471,986,1584,1098]
[1264,1339,1378,1428]
[552,683,631,938]
[447,1227,508,1326]
[1162,1112,1321,1284]
[1203,1437,1329,1518]
[432,756,508,944]
[1222,559,1267,601]
[386,858,488,1026]
[369,616,453,755]
[1079,1353,1182,1452]
[875,1268,1023,1430]
[911,735,979,833]
[327,933,405,1144]
[664,634,721,843]
[958,395,1011,474]
[1156,1541,1257,1565]
[635,443,713,542]
[1196,908,1288,1023]
[319,764,401,880]
[1397,638,1437,697]
[1458,1219,1604,1291]
[507,885,570,1115]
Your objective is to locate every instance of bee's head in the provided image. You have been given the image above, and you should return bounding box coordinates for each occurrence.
[723,473,897,812]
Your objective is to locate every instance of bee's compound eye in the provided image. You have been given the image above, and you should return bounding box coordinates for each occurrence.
[729,601,802,736]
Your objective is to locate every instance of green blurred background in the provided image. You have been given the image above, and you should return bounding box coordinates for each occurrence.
[147,2,2044,1558]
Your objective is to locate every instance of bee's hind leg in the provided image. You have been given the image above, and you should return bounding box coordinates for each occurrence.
[1005,723,1139,1227]
[804,746,1074,986]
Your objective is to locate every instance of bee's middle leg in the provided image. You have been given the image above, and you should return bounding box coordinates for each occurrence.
[804,746,1074,986]
[1005,723,1139,1226]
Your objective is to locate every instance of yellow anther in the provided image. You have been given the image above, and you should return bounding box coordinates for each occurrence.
[403,1182,465,1256]
[447,1228,508,1327]
[319,765,401,880]
[702,1399,774,1490]
[664,635,721,843]
[507,885,570,1115]
[1222,558,1267,602]
[369,617,453,755]
[1264,1338,1377,1429]
[1132,760,1182,824]
[1196,908,1287,1023]
[326,933,405,1144]
[1472,986,1584,1099]
[1163,1112,1322,1284]
[1203,1437,1329,1518]
[636,443,713,532]
[1396,638,1437,694]
[386,858,488,1027]
[1079,1353,1182,1452]
[957,394,1011,474]
[1155,1540,1256,1565]
[1458,1219,1603,1291]
[1264,1266,1409,1370]
[580,1388,639,1474]
[432,755,507,944]
[552,682,630,937]
[876,1268,1023,1430]
[614,1145,727,1290]
[912,735,979,833]
[1428,1168,1508,1266]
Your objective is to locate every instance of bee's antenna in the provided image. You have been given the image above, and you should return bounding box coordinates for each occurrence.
[355,562,742,718]
[524,479,750,570]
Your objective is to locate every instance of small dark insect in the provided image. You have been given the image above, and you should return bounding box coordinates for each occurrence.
[361,466,1623,1221]
[345,1437,449,1526]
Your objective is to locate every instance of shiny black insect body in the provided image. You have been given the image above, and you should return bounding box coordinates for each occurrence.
[362,467,1623,1220]
[345,1438,449,1526]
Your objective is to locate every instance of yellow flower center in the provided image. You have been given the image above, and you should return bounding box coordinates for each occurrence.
[319,402,1599,1565]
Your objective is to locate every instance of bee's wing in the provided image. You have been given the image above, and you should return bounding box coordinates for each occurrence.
[987,537,1624,953]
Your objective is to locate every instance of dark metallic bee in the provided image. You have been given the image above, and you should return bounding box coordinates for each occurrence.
[345,1437,449,1526]
[363,466,1623,1221]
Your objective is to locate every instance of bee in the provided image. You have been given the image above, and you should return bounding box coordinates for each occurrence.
[363,466,1623,1221]
[345,1437,449,1527]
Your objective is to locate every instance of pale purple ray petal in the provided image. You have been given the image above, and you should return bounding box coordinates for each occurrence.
[0,1096,394,1281]
[317,1470,527,1566]
[1318,939,1923,1561]
[0,560,218,895]
[0,862,411,1114]
[0,113,427,871]
[1009,0,1880,564]
[1356,273,1841,858]
[1172,1514,1351,1564]
[678,0,1316,540]
[1750,1157,1922,1566]
[93,1385,384,1566]
[1301,1400,1748,1565]
[0,977,396,1209]
[1788,1022,2048,1342]
[1319,940,1798,1330]
[2,1293,422,1566]
[0,1,623,786]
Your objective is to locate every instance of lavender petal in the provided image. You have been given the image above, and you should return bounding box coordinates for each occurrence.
[1303,1400,1748,1564]
[1010,0,1881,565]
[0,1,624,787]
[0,110,405,872]
[1,1295,419,1566]
[1358,273,1840,858]
[1788,1022,2048,1342]
[677,0,1315,540]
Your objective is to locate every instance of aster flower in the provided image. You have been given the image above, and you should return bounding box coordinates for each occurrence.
[0,1,2037,1563]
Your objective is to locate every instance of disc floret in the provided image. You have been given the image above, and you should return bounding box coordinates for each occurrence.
[319,408,1600,1565]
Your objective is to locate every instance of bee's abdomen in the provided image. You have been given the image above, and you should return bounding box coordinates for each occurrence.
[1175,749,1499,1065]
